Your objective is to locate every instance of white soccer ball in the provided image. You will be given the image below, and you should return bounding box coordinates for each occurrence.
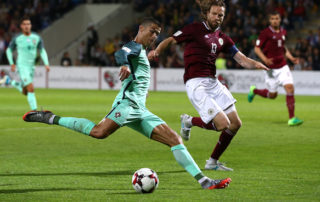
[132,168,159,193]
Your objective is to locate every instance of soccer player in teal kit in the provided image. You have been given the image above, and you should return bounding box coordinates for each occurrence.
[23,18,231,190]
[0,16,50,110]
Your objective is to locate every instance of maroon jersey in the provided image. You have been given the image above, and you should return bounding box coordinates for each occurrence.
[173,22,238,83]
[256,26,287,69]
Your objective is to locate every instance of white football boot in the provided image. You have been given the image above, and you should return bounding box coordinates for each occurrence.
[180,114,192,141]
[205,158,233,171]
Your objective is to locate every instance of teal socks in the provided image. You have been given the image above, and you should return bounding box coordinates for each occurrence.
[171,144,202,178]
[11,80,23,93]
[27,92,37,110]
[53,116,95,136]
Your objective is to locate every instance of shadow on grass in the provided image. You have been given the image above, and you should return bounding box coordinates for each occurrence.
[0,170,186,177]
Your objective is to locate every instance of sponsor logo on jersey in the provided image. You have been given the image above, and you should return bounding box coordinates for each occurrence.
[173,30,182,37]
[122,46,132,53]
[218,38,224,46]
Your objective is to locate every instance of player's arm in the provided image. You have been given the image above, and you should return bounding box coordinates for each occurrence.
[115,43,141,81]
[285,46,299,64]
[6,38,16,72]
[148,37,177,60]
[38,37,50,72]
[233,51,269,70]
[254,46,273,66]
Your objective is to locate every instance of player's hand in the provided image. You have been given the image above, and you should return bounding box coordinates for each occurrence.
[291,57,299,65]
[10,64,16,72]
[147,50,159,61]
[119,65,131,81]
[264,58,273,66]
[45,65,50,72]
[255,61,269,71]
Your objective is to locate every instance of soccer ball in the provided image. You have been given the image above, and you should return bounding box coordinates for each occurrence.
[132,168,159,193]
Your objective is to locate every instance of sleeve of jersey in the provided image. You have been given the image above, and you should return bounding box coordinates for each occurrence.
[256,31,266,48]
[224,35,239,57]
[114,42,141,67]
[172,24,193,43]
[40,48,49,66]
[37,37,49,65]
[6,38,16,65]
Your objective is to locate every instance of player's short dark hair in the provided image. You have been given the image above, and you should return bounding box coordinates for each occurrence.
[268,11,281,18]
[200,0,226,19]
[20,15,31,24]
[140,17,160,27]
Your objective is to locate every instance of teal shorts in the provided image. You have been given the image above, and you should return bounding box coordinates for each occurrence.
[105,99,165,138]
[17,66,34,87]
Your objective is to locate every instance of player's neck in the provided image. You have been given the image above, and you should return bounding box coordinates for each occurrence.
[270,25,280,32]
[134,36,146,49]
[23,32,31,36]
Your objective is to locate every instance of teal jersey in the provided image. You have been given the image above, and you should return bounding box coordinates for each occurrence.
[114,41,150,108]
[6,32,49,67]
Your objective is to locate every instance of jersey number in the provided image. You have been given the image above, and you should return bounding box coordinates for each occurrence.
[211,43,217,53]
[277,40,282,47]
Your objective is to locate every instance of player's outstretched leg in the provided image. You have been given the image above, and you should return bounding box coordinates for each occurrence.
[23,111,95,136]
[0,75,23,93]
[180,114,192,140]
[151,124,231,189]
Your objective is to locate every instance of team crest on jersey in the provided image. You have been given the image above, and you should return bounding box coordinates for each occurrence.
[205,34,209,38]
[218,38,224,46]
[32,39,37,45]
[115,112,121,118]
[282,35,285,40]
[272,36,276,39]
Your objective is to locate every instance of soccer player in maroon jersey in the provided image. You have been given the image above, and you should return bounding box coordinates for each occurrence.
[248,11,303,126]
[148,0,268,171]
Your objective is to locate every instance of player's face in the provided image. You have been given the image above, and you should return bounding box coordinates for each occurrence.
[141,23,161,47]
[206,5,225,30]
[269,14,281,29]
[20,20,32,35]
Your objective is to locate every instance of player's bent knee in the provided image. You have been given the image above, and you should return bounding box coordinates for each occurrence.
[215,119,230,131]
[90,127,112,139]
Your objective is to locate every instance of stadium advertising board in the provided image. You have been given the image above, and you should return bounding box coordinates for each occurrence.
[1,66,319,95]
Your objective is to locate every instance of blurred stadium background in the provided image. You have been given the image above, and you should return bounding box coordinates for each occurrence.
[0,0,319,70]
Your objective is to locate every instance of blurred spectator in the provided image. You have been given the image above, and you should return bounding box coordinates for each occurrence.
[216,53,227,70]
[61,52,72,67]
[76,40,86,65]
[86,23,99,64]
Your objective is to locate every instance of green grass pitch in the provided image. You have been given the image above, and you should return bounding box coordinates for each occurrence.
[0,88,319,201]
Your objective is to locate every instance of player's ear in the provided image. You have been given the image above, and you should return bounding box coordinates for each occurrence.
[139,25,145,32]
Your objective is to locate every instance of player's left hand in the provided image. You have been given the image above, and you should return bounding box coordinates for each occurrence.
[45,65,50,72]
[147,50,159,61]
[291,57,299,65]
[119,65,131,81]
[255,61,269,71]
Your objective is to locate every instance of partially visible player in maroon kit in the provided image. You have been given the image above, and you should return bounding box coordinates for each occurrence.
[248,11,303,126]
[149,0,268,171]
